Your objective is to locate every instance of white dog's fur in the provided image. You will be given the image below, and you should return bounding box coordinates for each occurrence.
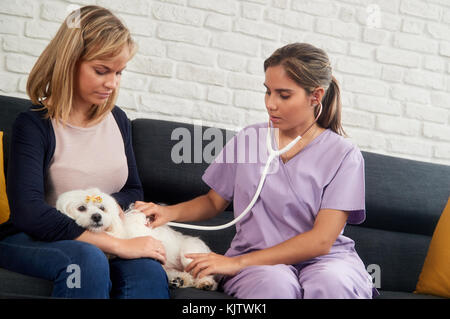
[56,188,218,290]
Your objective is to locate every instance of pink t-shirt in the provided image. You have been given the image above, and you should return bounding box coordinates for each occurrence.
[45,113,128,207]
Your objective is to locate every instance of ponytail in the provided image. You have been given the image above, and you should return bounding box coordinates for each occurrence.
[318,76,346,137]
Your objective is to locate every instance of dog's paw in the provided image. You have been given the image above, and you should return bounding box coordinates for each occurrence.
[195,276,218,291]
[169,277,184,288]
[169,272,195,288]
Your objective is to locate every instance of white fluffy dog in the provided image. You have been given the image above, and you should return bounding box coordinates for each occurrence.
[56,188,218,291]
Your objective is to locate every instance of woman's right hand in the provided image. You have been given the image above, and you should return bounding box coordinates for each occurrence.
[133,201,177,228]
[115,236,166,264]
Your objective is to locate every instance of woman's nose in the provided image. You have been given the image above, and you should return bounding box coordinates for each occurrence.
[265,94,277,111]
[104,73,119,90]
[266,101,277,111]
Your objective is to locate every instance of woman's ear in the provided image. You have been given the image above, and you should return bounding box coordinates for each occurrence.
[311,87,325,106]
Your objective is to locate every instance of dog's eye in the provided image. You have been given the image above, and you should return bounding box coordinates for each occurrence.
[78,205,87,212]
[99,205,106,211]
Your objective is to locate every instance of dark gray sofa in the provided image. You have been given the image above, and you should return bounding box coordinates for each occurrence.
[0,94,449,299]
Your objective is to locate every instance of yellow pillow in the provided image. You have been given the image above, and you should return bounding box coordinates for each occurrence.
[415,196,450,298]
[0,131,11,224]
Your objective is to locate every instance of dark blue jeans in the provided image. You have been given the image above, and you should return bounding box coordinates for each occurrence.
[0,232,169,298]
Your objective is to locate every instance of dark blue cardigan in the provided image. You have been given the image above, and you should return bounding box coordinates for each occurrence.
[1,106,143,242]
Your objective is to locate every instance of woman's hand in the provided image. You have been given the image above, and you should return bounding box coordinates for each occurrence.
[184,252,244,279]
[115,236,166,264]
[133,201,177,228]
[76,231,166,264]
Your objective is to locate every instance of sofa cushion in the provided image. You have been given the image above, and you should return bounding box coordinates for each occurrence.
[362,152,450,236]
[415,197,450,298]
[344,225,431,293]
[0,268,53,297]
[132,118,234,205]
[0,132,10,224]
[375,290,444,299]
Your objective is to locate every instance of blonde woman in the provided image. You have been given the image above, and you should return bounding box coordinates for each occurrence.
[0,6,169,298]
[135,43,378,299]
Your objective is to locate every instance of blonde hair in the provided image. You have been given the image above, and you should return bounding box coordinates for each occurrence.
[27,5,137,123]
[264,43,345,136]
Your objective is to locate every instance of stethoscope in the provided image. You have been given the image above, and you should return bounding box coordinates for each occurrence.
[167,103,323,231]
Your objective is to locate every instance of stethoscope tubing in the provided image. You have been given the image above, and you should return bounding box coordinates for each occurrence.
[167,128,300,230]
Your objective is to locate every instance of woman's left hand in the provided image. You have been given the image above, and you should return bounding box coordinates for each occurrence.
[184,252,244,278]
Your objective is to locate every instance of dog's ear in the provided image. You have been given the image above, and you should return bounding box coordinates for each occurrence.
[56,192,74,217]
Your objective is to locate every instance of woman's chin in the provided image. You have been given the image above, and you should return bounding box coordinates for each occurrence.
[269,120,286,130]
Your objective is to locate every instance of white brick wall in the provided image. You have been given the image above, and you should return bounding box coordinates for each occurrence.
[1,0,449,165]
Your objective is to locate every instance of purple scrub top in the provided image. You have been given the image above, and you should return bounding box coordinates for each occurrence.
[202,122,366,258]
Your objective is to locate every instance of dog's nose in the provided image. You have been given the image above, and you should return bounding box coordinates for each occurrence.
[91,213,102,223]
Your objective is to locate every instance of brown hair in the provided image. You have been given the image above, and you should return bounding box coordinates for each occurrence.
[27,5,137,123]
[264,43,345,136]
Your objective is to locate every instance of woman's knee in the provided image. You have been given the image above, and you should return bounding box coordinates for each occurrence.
[52,241,111,298]
[109,258,169,299]
[300,265,371,299]
[0,234,111,298]
[0,234,110,282]
[223,265,301,299]
[132,258,168,284]
[66,241,109,272]
[58,242,109,280]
